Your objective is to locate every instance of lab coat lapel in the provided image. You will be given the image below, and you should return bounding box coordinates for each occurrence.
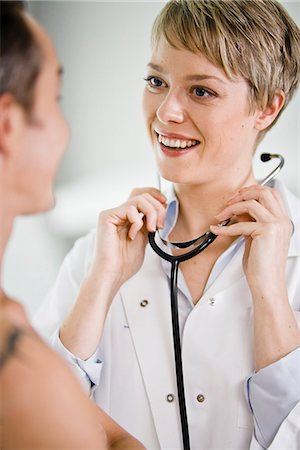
[203,242,247,300]
[120,245,182,449]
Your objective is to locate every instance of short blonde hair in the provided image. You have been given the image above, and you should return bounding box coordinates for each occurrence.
[152,0,300,124]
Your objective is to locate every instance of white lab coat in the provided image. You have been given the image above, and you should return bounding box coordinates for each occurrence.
[34,182,300,450]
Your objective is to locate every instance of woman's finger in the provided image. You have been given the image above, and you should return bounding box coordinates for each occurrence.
[126,208,145,240]
[226,186,287,216]
[216,199,273,223]
[106,195,165,238]
[210,221,264,237]
[130,194,166,229]
[129,187,167,205]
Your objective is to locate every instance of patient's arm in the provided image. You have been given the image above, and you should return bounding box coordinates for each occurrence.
[0,298,144,450]
[96,408,145,450]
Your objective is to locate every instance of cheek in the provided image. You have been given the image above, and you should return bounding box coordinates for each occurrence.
[192,110,257,172]
[26,114,69,173]
[196,106,255,145]
[47,106,69,145]
[44,113,69,166]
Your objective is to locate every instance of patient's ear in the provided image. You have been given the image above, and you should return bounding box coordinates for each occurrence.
[0,94,25,159]
[254,90,285,131]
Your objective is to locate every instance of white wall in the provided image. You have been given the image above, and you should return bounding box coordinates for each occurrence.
[3,0,299,317]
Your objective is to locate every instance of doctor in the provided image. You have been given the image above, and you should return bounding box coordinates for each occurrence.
[34,1,300,449]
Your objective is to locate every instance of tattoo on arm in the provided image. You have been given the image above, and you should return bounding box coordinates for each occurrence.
[0,327,24,370]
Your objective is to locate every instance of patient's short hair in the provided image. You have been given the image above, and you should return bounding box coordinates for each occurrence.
[152,0,300,120]
[0,1,43,111]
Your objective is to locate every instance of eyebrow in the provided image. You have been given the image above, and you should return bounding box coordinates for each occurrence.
[147,62,227,84]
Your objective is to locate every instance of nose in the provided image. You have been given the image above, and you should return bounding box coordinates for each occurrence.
[156,89,186,124]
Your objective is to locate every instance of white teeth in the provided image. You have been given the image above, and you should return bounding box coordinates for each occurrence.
[158,134,198,149]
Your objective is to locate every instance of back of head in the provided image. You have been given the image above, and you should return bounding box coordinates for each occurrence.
[0,1,42,112]
[152,0,300,119]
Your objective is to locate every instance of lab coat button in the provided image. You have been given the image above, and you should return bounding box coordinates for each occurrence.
[209,297,215,306]
[166,393,175,402]
[196,394,205,403]
[140,299,148,307]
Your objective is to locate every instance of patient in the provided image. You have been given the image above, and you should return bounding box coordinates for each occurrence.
[0,2,144,448]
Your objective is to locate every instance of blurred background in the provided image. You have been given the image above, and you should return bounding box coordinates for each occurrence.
[2,0,299,317]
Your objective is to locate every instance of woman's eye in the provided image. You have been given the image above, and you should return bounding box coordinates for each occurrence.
[144,76,166,89]
[192,86,215,98]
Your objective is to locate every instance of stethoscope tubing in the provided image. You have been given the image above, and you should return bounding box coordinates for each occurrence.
[170,260,190,449]
[148,153,284,450]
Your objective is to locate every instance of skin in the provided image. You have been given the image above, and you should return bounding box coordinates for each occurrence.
[0,11,144,450]
[59,37,300,378]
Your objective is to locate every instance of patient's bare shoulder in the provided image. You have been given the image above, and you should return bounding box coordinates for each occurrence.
[0,296,107,449]
[0,294,30,372]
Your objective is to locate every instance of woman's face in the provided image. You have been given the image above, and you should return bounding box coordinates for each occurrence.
[143,38,263,189]
[11,16,69,215]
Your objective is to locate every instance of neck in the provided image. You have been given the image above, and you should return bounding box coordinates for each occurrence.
[172,170,256,239]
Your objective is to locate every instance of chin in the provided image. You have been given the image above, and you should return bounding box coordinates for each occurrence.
[158,166,200,185]
[32,192,56,214]
[42,195,56,212]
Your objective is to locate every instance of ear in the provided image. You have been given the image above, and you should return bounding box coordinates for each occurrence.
[254,90,285,131]
[0,93,26,159]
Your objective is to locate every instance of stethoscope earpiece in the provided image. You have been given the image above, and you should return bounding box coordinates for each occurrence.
[260,152,272,162]
[260,153,284,186]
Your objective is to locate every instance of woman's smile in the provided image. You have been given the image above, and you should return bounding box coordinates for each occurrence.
[156,131,200,158]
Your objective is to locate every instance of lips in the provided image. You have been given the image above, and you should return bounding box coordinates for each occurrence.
[155,131,200,156]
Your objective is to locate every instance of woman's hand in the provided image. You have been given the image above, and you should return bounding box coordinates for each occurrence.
[210,185,300,370]
[60,188,167,360]
[89,189,167,289]
[210,185,292,294]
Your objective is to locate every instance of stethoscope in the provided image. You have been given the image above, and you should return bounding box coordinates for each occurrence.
[148,153,284,450]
